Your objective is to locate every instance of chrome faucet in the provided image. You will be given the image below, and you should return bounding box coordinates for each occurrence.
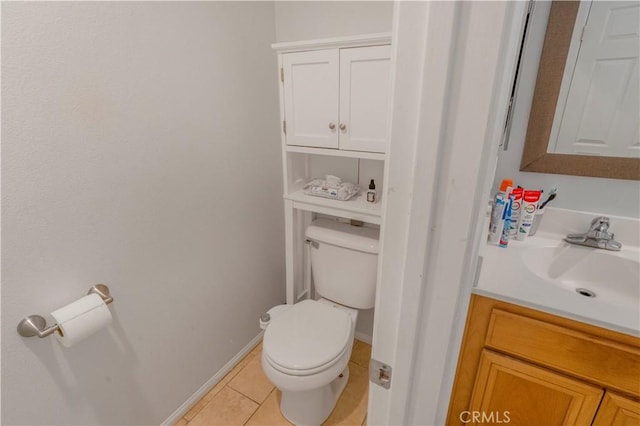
[565,216,622,251]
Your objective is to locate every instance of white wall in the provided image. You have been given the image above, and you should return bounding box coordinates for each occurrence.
[274,1,393,42]
[494,1,640,218]
[1,2,284,425]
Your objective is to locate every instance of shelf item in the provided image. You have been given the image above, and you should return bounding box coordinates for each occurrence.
[284,190,382,225]
[303,176,360,201]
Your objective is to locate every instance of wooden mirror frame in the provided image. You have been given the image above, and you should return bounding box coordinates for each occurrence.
[520,1,640,180]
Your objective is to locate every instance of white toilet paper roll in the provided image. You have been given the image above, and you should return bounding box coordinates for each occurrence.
[50,293,112,347]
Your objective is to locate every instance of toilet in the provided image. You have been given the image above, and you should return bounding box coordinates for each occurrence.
[261,219,379,425]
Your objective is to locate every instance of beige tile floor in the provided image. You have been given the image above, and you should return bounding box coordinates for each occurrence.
[175,339,372,426]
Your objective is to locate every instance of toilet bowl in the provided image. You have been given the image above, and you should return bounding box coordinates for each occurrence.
[261,298,358,425]
[261,219,379,425]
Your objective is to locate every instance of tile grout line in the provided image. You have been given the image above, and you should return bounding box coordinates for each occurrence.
[178,340,371,426]
[243,387,278,426]
[226,347,275,406]
[181,350,258,424]
[225,386,261,425]
[227,379,273,406]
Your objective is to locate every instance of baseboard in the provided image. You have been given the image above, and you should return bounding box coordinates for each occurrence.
[355,331,372,345]
[161,331,264,426]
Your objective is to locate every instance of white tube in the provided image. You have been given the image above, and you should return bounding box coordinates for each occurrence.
[516,190,542,241]
[488,195,506,243]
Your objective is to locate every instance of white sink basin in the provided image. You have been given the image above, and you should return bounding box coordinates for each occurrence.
[522,245,640,308]
[475,229,640,336]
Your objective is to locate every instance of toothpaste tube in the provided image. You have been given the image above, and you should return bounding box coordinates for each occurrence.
[488,195,506,243]
[516,190,542,241]
[499,193,514,248]
[508,188,524,237]
[488,179,513,243]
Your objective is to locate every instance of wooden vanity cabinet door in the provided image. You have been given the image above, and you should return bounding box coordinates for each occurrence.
[593,392,640,425]
[469,350,603,426]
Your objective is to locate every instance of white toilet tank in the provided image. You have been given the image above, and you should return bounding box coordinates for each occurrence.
[305,219,379,309]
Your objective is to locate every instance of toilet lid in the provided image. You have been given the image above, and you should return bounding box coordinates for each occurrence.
[263,300,352,372]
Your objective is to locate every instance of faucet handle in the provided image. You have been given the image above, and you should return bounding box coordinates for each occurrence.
[587,216,614,241]
[590,216,610,232]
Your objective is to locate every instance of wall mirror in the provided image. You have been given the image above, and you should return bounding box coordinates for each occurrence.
[521,0,639,180]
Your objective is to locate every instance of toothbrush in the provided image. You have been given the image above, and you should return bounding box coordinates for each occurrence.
[539,188,557,209]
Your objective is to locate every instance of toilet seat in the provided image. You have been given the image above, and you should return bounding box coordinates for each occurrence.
[263,299,352,376]
[263,343,350,377]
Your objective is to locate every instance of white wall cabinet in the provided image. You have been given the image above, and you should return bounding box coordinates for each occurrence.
[273,34,392,306]
[282,49,340,149]
[339,45,391,153]
[281,43,391,153]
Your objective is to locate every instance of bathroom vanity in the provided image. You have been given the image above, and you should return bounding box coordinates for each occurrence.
[447,295,640,425]
[447,209,640,425]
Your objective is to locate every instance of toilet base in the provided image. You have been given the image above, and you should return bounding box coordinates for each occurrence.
[280,365,350,426]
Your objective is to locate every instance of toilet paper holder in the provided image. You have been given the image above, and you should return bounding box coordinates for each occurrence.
[17,284,114,338]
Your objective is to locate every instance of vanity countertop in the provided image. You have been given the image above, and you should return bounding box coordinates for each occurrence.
[473,207,640,337]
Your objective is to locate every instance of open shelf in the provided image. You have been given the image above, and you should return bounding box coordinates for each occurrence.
[285,145,386,161]
[284,190,382,224]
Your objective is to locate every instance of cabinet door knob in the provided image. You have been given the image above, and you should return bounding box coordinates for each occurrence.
[339,123,347,131]
[328,122,336,130]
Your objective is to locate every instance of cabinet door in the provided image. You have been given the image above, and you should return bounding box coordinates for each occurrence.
[467,350,603,426]
[593,392,640,425]
[339,45,391,153]
[282,50,339,149]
